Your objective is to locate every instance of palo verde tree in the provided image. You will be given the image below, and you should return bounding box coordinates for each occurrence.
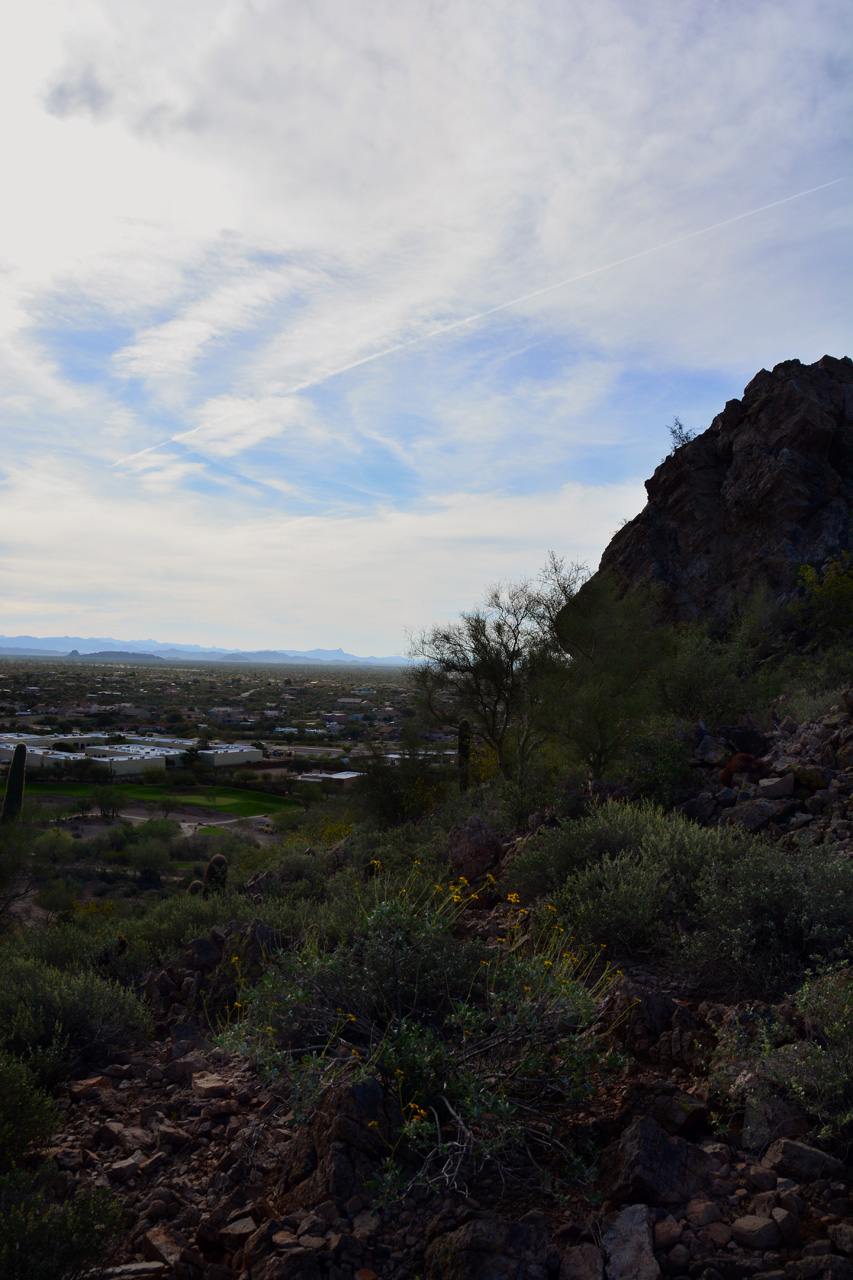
[409,556,585,781]
[553,570,667,778]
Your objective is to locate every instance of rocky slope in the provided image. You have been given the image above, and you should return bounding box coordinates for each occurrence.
[43,691,853,1280]
[598,355,853,625]
[47,955,853,1280]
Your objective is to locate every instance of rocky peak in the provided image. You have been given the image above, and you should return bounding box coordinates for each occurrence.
[599,354,853,624]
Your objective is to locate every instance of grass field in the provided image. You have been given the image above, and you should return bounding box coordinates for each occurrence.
[25,780,299,818]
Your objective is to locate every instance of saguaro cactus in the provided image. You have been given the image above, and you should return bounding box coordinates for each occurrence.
[1,745,27,824]
[457,719,471,793]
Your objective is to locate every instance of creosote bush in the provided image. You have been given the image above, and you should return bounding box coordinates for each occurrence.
[709,965,853,1144]
[219,868,619,1197]
[0,1051,57,1165]
[507,801,853,996]
[0,1168,123,1280]
[0,957,150,1075]
[685,845,853,997]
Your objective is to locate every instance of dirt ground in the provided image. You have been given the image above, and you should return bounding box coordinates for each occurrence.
[54,803,248,842]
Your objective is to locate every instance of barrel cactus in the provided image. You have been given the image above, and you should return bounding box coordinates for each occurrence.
[203,854,228,898]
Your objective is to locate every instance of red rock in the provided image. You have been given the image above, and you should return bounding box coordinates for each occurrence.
[70,1076,112,1098]
[109,1156,140,1182]
[141,1228,182,1268]
[192,1072,232,1099]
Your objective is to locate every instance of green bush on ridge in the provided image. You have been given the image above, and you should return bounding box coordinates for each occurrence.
[221,868,619,1197]
[0,1051,57,1165]
[0,1168,123,1280]
[508,800,853,997]
[0,957,149,1077]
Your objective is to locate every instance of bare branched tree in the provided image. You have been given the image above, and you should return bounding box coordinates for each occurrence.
[408,557,586,780]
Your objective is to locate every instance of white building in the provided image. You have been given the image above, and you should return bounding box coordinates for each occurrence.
[198,746,263,768]
[299,771,362,791]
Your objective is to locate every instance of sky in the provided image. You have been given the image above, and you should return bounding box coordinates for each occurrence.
[0,0,850,655]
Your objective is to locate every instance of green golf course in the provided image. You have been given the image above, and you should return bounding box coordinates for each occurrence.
[25,779,300,819]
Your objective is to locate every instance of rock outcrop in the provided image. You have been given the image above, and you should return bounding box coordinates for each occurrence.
[598,355,853,624]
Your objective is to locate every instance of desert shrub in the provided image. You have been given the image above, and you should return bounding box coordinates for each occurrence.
[0,1051,57,1165]
[113,890,245,968]
[224,880,618,1198]
[0,1168,123,1280]
[511,802,766,957]
[507,800,738,905]
[489,751,571,828]
[509,803,853,984]
[353,750,452,828]
[792,554,853,641]
[686,846,853,998]
[234,883,481,1058]
[553,851,669,954]
[0,825,30,929]
[32,881,76,922]
[268,851,327,901]
[83,824,132,859]
[272,808,303,834]
[710,966,853,1144]
[782,965,853,1136]
[0,957,149,1071]
[125,838,170,883]
[134,818,180,841]
[629,734,694,806]
[657,626,748,723]
[31,830,76,867]
[1,921,98,975]
[783,684,850,724]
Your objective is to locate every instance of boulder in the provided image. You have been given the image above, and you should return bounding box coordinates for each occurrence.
[830,1225,853,1256]
[601,1116,718,1206]
[731,1214,781,1250]
[761,1138,845,1182]
[559,1244,604,1280]
[601,1204,659,1280]
[786,1260,853,1280]
[424,1216,549,1279]
[185,937,221,972]
[275,1080,403,1212]
[695,736,728,766]
[759,775,796,799]
[141,1229,183,1269]
[192,1072,232,1099]
[253,1250,320,1279]
[447,816,503,881]
[590,979,676,1057]
[721,798,778,831]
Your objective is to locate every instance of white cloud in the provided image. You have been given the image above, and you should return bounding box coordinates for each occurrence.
[0,0,849,647]
[0,450,645,650]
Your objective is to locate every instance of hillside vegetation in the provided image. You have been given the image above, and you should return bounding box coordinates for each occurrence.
[0,547,852,1278]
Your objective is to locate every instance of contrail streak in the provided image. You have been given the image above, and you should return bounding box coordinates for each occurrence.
[113,177,844,467]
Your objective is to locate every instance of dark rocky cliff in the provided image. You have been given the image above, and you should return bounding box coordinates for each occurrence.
[598,354,853,624]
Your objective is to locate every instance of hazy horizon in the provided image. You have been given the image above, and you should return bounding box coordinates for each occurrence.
[2,1,850,651]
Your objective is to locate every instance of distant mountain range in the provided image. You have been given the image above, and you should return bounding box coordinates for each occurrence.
[0,635,407,666]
